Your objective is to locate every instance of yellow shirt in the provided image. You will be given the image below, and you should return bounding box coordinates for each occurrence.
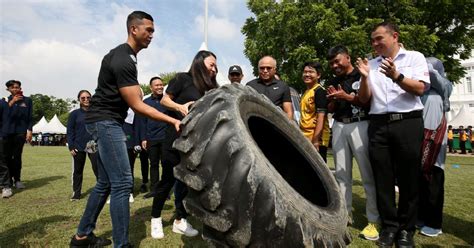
[299,83,330,146]
[448,130,453,140]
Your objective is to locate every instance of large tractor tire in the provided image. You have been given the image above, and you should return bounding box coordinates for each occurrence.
[173,84,350,247]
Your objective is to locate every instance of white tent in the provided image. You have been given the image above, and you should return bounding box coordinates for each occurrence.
[32,116,48,133]
[448,105,474,127]
[41,114,67,134]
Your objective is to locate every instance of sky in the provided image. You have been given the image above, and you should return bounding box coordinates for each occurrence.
[0,0,255,99]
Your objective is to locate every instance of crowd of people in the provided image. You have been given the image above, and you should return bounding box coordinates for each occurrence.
[0,10,460,248]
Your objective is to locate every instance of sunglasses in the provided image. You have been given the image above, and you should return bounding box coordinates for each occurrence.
[80,97,91,100]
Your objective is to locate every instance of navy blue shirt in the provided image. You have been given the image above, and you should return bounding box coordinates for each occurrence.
[4,95,33,135]
[122,114,142,149]
[0,99,9,138]
[67,108,92,151]
[142,94,167,142]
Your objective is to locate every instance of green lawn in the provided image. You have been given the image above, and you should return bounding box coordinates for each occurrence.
[0,146,473,247]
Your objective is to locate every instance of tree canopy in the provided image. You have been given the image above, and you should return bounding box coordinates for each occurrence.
[242,0,473,91]
[31,94,73,125]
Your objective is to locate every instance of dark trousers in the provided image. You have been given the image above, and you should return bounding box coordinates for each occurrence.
[447,139,454,153]
[147,141,162,189]
[0,138,11,187]
[319,145,328,163]
[460,140,466,154]
[72,151,98,196]
[139,149,149,184]
[151,129,187,219]
[127,149,137,188]
[368,117,423,232]
[418,166,444,229]
[4,133,26,183]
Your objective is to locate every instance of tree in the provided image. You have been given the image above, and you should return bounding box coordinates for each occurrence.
[243,0,473,91]
[30,94,73,125]
[140,72,177,96]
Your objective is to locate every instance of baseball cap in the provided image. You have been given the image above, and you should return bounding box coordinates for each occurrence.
[228,65,242,75]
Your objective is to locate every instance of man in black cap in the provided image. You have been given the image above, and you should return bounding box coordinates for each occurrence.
[228,65,244,84]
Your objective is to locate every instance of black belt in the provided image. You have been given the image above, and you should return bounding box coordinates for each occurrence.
[335,116,370,124]
[370,110,422,123]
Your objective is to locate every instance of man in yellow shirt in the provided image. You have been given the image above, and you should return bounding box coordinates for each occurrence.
[299,61,330,162]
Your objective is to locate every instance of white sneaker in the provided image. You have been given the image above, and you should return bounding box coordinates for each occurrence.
[151,217,164,239]
[2,188,13,198]
[172,218,198,237]
[129,193,134,203]
[15,181,25,189]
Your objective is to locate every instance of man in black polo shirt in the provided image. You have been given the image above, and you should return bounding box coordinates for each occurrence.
[70,11,180,247]
[326,45,380,240]
[247,56,293,119]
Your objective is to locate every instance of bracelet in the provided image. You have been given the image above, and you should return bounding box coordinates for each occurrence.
[394,73,404,84]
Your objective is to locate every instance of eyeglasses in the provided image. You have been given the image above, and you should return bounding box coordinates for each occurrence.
[80,97,91,100]
[259,66,274,71]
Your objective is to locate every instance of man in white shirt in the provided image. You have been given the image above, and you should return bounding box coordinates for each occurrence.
[357,21,430,248]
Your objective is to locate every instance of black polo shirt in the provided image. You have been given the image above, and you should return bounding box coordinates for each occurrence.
[166,72,203,120]
[246,78,291,108]
[86,43,139,124]
[327,68,369,121]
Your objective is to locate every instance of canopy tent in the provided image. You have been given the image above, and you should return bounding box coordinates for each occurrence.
[40,114,67,134]
[32,116,48,133]
[448,105,474,127]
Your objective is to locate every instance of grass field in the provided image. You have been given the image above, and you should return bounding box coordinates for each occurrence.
[0,146,473,247]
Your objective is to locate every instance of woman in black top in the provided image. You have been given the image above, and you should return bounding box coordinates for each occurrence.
[149,50,218,239]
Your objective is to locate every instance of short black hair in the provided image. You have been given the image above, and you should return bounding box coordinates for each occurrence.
[372,21,400,34]
[149,76,162,85]
[327,45,349,61]
[302,61,322,74]
[5,80,21,88]
[127,11,153,33]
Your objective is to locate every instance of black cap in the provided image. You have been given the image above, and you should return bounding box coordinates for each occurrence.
[228,65,242,75]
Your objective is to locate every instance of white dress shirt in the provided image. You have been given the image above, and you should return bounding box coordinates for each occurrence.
[368,48,430,114]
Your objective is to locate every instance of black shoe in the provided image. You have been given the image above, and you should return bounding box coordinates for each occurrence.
[143,191,155,199]
[396,230,414,248]
[70,193,81,201]
[70,233,112,247]
[140,183,148,193]
[377,229,396,247]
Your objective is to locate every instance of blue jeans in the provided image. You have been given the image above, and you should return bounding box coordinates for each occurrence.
[77,120,133,247]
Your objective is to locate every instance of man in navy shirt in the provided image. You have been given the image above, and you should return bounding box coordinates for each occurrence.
[1,98,13,198]
[3,80,32,190]
[70,11,180,247]
[142,76,167,199]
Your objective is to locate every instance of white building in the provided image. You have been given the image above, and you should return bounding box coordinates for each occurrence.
[448,50,474,123]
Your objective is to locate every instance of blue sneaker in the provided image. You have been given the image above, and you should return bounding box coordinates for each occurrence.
[420,226,442,237]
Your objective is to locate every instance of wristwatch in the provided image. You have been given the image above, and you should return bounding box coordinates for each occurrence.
[394,73,404,83]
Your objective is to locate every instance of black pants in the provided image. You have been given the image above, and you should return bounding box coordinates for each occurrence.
[147,141,162,189]
[319,145,328,163]
[139,149,149,184]
[460,140,466,154]
[72,151,98,196]
[0,138,11,188]
[4,133,26,183]
[447,139,454,153]
[151,128,187,219]
[418,166,444,229]
[127,149,137,187]
[368,117,423,233]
